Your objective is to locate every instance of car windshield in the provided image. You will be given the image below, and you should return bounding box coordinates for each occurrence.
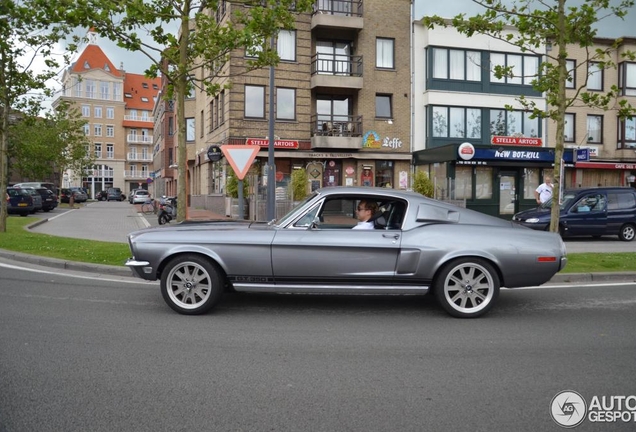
[272,192,319,226]
[540,192,577,210]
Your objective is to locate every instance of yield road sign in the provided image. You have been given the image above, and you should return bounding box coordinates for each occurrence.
[221,145,260,180]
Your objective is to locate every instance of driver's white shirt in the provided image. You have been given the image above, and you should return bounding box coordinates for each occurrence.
[352,221,374,230]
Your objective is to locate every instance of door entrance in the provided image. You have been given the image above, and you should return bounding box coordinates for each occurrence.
[499,172,517,216]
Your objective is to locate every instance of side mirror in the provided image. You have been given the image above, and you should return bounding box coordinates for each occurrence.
[309,216,321,230]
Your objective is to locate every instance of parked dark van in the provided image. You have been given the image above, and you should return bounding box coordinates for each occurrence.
[513,187,636,241]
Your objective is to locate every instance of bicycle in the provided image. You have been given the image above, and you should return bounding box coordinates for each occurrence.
[141,198,158,215]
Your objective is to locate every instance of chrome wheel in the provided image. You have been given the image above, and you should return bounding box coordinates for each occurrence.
[434,258,499,318]
[619,224,635,242]
[160,255,223,314]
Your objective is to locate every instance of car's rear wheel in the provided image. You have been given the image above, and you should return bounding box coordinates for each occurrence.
[619,224,635,242]
[433,258,500,318]
[160,254,224,315]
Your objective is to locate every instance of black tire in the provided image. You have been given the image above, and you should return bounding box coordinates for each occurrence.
[433,258,500,318]
[618,224,635,242]
[158,213,170,225]
[160,254,224,315]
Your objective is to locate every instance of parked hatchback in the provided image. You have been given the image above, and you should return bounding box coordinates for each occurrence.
[16,187,42,213]
[69,187,88,202]
[6,187,34,216]
[131,189,150,204]
[513,187,636,241]
[107,187,125,201]
[34,187,58,211]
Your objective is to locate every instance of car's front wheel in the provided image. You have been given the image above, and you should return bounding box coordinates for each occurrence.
[619,224,635,242]
[160,254,224,315]
[433,258,500,318]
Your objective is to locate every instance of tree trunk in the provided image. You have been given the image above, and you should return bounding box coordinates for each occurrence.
[550,0,567,233]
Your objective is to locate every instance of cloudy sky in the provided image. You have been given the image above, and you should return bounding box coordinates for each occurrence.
[415,0,636,38]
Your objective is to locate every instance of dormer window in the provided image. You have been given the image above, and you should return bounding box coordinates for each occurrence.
[141,97,149,102]
[84,61,90,69]
[124,93,132,98]
[152,84,159,90]
[104,63,110,71]
[142,83,149,88]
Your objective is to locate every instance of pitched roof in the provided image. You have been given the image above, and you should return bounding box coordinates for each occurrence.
[71,44,121,77]
[123,73,161,110]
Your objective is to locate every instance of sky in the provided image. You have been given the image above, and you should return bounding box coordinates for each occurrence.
[415,0,636,38]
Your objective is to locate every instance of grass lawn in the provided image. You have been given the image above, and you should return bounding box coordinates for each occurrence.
[0,216,130,266]
[0,215,635,273]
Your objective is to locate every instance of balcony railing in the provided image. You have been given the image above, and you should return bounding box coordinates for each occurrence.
[127,135,153,144]
[124,171,149,179]
[124,115,154,122]
[311,54,362,77]
[311,114,363,137]
[313,0,363,17]
[127,153,153,162]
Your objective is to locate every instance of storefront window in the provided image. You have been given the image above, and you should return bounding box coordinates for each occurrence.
[431,163,447,199]
[455,166,473,199]
[375,161,394,187]
[524,168,540,199]
[475,167,493,199]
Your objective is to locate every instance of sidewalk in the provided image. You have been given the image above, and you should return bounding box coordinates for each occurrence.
[0,201,634,284]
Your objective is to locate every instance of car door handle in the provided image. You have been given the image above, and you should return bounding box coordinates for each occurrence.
[382,233,400,240]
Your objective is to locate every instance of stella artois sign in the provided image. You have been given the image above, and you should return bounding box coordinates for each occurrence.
[246,138,299,149]
[491,136,543,147]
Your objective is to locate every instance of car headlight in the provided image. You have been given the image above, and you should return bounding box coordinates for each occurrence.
[525,218,541,223]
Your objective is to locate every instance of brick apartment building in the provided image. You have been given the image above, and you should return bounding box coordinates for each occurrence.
[550,37,636,188]
[190,0,413,211]
[54,30,160,198]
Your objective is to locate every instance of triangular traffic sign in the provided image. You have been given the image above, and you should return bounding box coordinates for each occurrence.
[221,145,260,180]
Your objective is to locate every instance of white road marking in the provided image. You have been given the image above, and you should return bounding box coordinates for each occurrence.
[0,262,156,285]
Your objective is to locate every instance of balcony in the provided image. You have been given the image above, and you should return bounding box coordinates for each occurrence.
[127,135,153,144]
[124,115,154,122]
[127,153,153,162]
[124,171,149,179]
[312,0,363,30]
[310,114,363,149]
[310,54,363,90]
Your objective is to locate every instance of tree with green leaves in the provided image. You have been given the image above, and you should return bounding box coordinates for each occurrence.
[424,0,635,232]
[8,101,94,185]
[0,0,76,231]
[54,0,313,222]
[412,169,434,198]
[289,168,308,201]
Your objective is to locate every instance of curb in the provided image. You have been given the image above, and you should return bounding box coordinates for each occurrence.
[548,272,636,284]
[0,248,132,277]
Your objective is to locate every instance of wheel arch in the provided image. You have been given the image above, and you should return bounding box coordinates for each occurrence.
[156,251,229,285]
[429,255,504,293]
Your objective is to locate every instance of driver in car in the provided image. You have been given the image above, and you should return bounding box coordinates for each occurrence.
[353,200,378,230]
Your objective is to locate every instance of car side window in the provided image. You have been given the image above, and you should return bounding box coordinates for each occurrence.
[617,192,636,209]
[293,204,321,228]
[318,198,359,228]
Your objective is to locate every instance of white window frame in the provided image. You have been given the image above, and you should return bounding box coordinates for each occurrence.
[376,38,394,69]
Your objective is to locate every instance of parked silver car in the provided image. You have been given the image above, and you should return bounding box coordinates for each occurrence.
[126,187,567,318]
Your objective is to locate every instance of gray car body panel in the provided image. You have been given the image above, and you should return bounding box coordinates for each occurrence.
[126,187,566,292]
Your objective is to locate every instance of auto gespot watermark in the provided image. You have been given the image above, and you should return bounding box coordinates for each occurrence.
[550,390,636,428]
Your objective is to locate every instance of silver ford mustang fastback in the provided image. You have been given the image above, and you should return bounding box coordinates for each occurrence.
[126,187,567,318]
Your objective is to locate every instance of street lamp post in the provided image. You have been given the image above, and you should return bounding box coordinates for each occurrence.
[267,35,276,221]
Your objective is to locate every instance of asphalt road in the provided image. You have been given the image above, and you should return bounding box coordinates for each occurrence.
[1,262,635,432]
